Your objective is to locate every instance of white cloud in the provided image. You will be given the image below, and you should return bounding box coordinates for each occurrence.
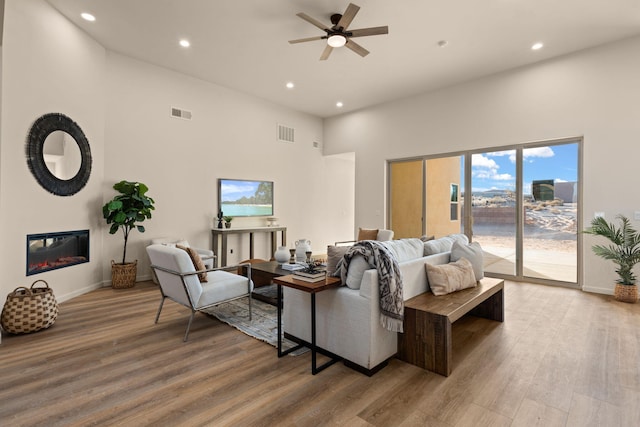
[472,154,514,182]
[523,146,555,160]
[555,178,568,182]
[471,154,498,168]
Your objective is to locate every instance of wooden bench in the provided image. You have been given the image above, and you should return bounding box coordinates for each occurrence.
[397,277,504,376]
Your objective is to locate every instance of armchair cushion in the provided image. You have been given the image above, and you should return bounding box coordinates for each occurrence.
[177,244,207,282]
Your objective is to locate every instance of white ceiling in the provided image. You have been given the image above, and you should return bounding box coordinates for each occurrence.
[47,0,640,118]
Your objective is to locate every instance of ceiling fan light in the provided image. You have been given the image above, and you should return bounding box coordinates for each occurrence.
[327,34,347,48]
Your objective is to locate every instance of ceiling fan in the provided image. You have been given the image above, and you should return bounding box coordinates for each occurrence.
[289,3,389,60]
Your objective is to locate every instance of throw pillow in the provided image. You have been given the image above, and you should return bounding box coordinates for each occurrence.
[425,258,477,296]
[326,245,350,276]
[450,241,484,280]
[423,236,454,256]
[345,255,371,289]
[420,235,435,242]
[177,244,208,283]
[357,228,378,241]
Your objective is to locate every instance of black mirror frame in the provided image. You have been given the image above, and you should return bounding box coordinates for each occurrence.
[26,113,92,196]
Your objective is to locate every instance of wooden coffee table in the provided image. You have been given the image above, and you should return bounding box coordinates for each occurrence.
[274,274,342,375]
[246,261,292,305]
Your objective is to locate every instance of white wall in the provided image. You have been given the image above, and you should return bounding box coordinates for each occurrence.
[324,35,640,295]
[103,51,353,279]
[0,0,354,304]
[0,0,106,303]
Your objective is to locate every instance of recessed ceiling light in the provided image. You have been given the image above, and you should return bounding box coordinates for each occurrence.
[179,39,191,48]
[336,101,344,108]
[81,13,96,22]
[531,42,544,50]
[286,82,295,89]
[437,40,448,48]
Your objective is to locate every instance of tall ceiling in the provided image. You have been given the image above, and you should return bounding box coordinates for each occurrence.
[47,0,640,118]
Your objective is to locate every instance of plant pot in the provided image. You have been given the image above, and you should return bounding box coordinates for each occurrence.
[111,260,137,289]
[225,222,231,228]
[614,283,638,303]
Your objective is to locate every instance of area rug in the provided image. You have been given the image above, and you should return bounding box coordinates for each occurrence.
[203,296,308,356]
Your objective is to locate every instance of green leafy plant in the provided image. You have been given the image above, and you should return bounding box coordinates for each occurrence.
[223,216,233,223]
[103,181,155,265]
[584,215,640,285]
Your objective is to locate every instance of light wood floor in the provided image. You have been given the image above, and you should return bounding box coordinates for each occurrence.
[1,280,639,426]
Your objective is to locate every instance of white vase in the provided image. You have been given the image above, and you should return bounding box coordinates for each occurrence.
[295,239,311,262]
[274,246,290,264]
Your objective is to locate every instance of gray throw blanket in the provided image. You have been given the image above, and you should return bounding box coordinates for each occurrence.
[337,241,404,332]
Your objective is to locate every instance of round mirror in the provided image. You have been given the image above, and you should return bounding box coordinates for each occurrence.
[43,130,82,180]
[26,113,92,196]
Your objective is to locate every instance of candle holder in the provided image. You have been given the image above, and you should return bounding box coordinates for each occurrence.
[305,251,312,263]
[289,249,296,264]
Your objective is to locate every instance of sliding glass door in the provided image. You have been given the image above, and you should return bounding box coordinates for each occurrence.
[470,150,517,277]
[388,138,581,287]
[522,143,579,283]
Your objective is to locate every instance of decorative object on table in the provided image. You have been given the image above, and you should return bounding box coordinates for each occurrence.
[274,246,290,264]
[295,239,311,262]
[281,263,305,271]
[266,217,279,227]
[289,248,296,264]
[1,280,59,334]
[584,214,640,303]
[216,210,224,229]
[223,216,233,229]
[305,251,312,263]
[103,180,155,289]
[293,261,326,282]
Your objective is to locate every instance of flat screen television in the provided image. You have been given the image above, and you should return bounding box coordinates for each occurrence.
[218,178,274,217]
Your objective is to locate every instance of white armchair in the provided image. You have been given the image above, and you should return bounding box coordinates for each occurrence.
[148,237,216,284]
[146,244,253,341]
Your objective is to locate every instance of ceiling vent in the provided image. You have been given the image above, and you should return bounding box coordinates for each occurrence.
[277,124,295,143]
[171,107,192,120]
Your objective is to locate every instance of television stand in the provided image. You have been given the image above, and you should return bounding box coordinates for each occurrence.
[211,226,286,267]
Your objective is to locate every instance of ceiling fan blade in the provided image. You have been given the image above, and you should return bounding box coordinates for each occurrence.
[320,45,334,61]
[345,39,369,57]
[297,12,330,31]
[337,3,360,30]
[289,36,325,44]
[349,26,389,38]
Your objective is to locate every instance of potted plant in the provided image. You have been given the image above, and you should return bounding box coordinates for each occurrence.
[584,214,640,303]
[103,180,155,288]
[223,216,233,228]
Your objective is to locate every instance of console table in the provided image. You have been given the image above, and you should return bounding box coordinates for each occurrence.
[211,226,286,267]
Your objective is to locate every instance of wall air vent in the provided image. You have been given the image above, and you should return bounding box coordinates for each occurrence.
[171,107,192,120]
[277,124,295,143]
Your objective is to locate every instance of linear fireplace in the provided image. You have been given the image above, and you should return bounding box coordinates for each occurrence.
[27,230,89,275]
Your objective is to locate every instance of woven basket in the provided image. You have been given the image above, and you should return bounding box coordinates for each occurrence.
[111,260,137,289]
[614,283,638,303]
[1,280,59,334]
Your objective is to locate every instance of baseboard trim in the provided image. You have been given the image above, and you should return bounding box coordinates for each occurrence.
[57,281,105,303]
[582,286,614,295]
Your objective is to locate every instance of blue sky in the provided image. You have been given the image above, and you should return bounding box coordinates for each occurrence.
[468,143,578,194]
[220,180,261,202]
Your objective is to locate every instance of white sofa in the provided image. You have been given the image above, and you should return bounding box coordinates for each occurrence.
[283,235,468,373]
